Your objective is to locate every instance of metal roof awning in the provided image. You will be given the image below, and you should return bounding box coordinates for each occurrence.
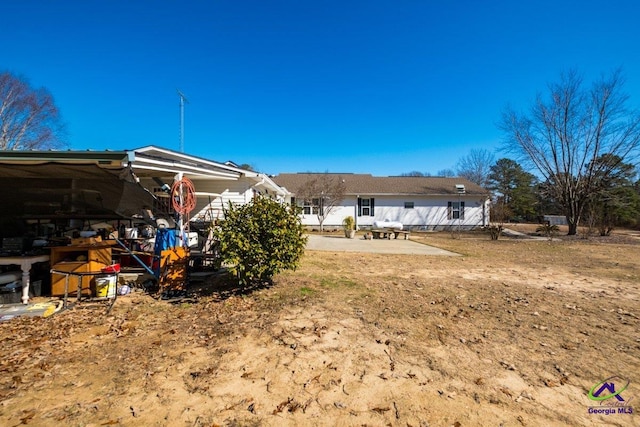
[129,147,241,180]
[0,146,245,181]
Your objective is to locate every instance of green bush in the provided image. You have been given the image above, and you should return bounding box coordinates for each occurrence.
[212,196,307,285]
[536,223,560,241]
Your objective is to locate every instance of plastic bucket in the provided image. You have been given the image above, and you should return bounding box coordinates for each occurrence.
[101,263,121,274]
[30,280,42,297]
[95,275,117,298]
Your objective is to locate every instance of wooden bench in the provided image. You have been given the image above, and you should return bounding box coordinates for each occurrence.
[371,228,411,240]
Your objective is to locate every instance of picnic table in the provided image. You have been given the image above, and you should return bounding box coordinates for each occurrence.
[371,228,411,240]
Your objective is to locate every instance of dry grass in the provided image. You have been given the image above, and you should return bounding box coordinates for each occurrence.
[0,231,639,426]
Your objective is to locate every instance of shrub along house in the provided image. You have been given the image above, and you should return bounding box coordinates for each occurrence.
[273,173,490,231]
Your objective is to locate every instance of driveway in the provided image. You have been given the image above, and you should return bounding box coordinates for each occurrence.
[305,234,459,256]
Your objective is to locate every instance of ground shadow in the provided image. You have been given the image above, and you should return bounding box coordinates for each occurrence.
[184,269,274,302]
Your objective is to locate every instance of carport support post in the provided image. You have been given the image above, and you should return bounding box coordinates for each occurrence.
[176,172,184,247]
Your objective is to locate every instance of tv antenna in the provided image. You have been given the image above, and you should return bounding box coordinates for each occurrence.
[177,90,189,152]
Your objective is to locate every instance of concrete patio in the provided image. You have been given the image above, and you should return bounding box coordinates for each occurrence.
[305,234,459,256]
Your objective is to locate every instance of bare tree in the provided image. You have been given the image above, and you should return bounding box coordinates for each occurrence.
[455,148,495,187]
[294,173,346,231]
[437,168,456,177]
[0,71,66,150]
[500,69,640,235]
[400,171,431,177]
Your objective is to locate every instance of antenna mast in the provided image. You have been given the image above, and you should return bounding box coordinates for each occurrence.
[177,90,189,152]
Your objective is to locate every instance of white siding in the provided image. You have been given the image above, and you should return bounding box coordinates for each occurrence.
[299,201,358,228]
[297,195,489,230]
[140,177,258,223]
[190,178,256,221]
[373,195,488,230]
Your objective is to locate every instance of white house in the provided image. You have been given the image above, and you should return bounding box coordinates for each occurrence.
[273,173,490,231]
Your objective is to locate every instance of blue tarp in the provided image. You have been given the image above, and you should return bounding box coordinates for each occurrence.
[154,228,177,254]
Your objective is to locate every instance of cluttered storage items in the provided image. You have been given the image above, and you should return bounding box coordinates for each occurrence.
[0,216,208,305]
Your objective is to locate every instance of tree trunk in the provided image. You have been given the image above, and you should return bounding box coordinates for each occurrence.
[566,198,584,236]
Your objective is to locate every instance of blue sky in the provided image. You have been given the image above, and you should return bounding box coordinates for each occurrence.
[5,1,640,176]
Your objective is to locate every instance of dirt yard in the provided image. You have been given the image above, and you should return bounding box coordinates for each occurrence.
[1,230,639,426]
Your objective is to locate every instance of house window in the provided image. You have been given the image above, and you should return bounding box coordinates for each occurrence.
[404,201,414,209]
[448,201,465,220]
[361,199,371,216]
[357,197,375,216]
[303,198,319,215]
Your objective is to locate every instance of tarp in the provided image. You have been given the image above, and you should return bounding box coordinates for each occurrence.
[0,163,158,219]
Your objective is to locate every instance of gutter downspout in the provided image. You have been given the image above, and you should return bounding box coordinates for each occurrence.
[355,195,359,230]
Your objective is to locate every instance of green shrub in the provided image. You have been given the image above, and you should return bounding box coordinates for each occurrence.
[212,196,307,285]
[536,223,560,241]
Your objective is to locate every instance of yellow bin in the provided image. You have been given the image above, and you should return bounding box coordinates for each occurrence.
[95,275,117,298]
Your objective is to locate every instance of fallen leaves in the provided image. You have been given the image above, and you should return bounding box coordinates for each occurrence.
[272,397,311,414]
[499,361,516,371]
[19,409,35,424]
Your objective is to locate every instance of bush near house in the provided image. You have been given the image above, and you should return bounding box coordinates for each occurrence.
[213,196,307,285]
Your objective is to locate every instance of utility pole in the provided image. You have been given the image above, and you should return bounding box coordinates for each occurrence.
[177,90,189,153]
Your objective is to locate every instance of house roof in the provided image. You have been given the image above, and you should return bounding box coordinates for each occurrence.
[128,146,289,196]
[272,173,488,196]
[130,146,243,180]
